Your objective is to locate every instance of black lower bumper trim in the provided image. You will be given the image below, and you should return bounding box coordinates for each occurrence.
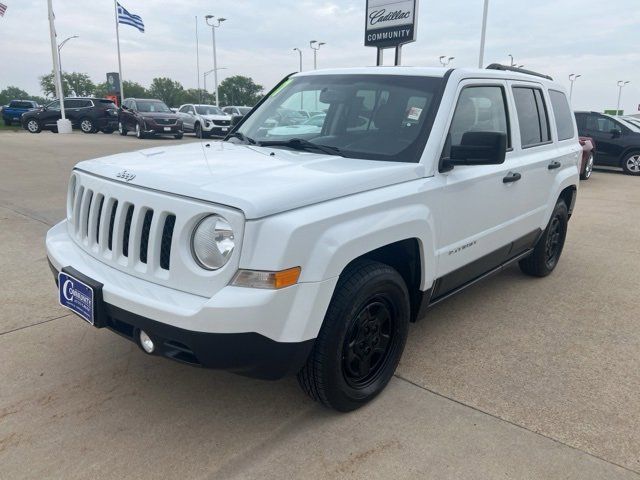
[104,304,315,380]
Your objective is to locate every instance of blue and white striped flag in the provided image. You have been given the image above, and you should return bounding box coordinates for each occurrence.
[117,2,144,33]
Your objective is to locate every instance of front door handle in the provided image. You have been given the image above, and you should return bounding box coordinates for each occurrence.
[548,161,562,170]
[503,172,522,183]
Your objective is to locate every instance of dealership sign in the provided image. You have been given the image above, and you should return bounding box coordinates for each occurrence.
[365,0,418,48]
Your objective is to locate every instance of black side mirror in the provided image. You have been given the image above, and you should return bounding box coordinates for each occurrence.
[230,115,243,127]
[442,131,507,171]
[610,128,622,138]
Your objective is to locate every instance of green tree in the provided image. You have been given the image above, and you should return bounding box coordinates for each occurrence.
[40,72,95,97]
[218,76,263,107]
[178,88,215,105]
[148,77,184,107]
[122,80,149,99]
[0,86,31,105]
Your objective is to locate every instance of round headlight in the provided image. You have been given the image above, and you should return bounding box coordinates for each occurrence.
[191,215,235,270]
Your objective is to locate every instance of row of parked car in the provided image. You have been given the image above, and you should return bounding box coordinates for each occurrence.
[1,97,252,139]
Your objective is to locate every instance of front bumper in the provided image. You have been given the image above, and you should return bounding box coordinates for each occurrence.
[46,221,337,378]
[202,123,231,137]
[143,121,183,135]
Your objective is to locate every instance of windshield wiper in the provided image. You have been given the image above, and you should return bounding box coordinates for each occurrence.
[227,131,257,145]
[258,138,343,157]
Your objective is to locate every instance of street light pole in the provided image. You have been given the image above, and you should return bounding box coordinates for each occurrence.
[205,15,226,107]
[309,40,325,70]
[478,0,489,68]
[57,35,78,76]
[568,73,581,103]
[508,53,514,66]
[47,0,71,133]
[293,48,303,72]
[617,80,630,114]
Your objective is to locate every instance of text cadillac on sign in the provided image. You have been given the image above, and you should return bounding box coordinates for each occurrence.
[365,0,418,48]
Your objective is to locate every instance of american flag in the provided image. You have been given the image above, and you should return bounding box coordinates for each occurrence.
[0,3,8,17]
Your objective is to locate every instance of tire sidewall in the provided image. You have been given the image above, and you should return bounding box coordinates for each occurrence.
[136,122,144,139]
[118,122,127,136]
[321,265,410,408]
[622,152,640,175]
[542,201,568,272]
[26,119,41,133]
[195,123,202,138]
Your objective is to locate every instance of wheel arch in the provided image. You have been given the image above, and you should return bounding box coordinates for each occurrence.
[618,147,640,167]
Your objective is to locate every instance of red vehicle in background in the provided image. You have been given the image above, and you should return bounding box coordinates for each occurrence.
[579,136,595,180]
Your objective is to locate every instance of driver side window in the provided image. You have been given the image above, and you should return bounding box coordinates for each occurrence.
[449,86,510,148]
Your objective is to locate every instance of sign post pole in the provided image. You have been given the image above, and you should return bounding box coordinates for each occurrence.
[365,0,418,66]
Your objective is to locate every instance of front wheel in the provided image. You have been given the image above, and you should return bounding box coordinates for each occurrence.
[80,117,96,134]
[622,152,640,176]
[118,122,128,136]
[135,123,145,139]
[580,153,594,180]
[519,200,568,277]
[194,123,203,138]
[297,260,410,411]
[174,131,184,140]
[25,119,41,133]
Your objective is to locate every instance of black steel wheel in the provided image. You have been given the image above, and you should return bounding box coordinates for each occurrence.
[297,259,410,411]
[519,199,568,277]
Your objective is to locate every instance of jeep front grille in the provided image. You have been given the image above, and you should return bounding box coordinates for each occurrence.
[71,186,176,273]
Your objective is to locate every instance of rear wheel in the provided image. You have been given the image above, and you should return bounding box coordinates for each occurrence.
[580,153,594,180]
[135,123,145,139]
[297,260,410,411]
[80,117,96,134]
[26,119,41,133]
[118,122,128,136]
[519,200,568,277]
[622,152,640,176]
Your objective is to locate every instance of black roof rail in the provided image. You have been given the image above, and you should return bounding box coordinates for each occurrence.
[486,63,553,81]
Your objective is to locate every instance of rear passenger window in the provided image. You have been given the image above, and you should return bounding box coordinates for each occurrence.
[549,90,575,140]
[513,87,551,147]
[449,86,510,148]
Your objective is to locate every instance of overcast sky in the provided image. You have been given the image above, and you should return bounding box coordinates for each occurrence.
[1,0,639,113]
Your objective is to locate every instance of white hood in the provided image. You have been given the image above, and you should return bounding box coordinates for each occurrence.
[75,141,423,219]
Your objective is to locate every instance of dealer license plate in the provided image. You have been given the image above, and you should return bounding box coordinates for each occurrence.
[58,271,95,325]
[164,127,171,132]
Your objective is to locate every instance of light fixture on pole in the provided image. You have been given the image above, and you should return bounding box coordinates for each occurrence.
[309,40,325,70]
[57,35,78,75]
[617,80,630,114]
[478,0,490,68]
[568,73,581,103]
[439,56,454,67]
[205,15,226,107]
[293,48,303,72]
[508,53,514,66]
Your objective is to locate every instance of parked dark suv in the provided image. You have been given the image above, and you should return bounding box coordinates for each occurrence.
[575,111,640,175]
[119,98,183,139]
[21,98,119,134]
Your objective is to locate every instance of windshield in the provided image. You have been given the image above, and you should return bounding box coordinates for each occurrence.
[137,101,171,113]
[196,105,224,115]
[234,74,443,162]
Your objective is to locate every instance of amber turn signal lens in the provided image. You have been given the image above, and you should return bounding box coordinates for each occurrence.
[232,267,301,289]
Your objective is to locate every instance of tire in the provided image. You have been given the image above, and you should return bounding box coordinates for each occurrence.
[519,200,568,277]
[621,152,640,176]
[580,152,594,180]
[297,259,410,412]
[118,122,128,136]
[135,123,145,139]
[174,131,184,140]
[194,123,203,138]
[25,118,41,133]
[80,117,96,134]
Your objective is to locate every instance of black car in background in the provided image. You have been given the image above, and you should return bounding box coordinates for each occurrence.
[21,98,119,134]
[575,111,640,175]
[119,98,183,139]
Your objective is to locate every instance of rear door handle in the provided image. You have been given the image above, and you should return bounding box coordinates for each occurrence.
[503,172,522,183]
[548,161,561,170]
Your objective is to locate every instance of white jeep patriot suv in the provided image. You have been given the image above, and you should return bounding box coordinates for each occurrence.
[47,65,580,411]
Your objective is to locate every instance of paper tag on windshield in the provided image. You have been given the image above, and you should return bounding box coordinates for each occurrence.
[407,107,422,121]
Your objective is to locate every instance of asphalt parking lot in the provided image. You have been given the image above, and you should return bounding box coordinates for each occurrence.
[1,130,639,479]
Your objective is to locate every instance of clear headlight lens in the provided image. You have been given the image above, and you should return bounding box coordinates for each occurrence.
[191,215,235,270]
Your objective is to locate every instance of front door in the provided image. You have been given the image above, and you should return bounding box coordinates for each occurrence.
[40,100,62,128]
[581,114,624,166]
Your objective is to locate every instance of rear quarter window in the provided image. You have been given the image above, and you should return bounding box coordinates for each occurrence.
[549,90,576,140]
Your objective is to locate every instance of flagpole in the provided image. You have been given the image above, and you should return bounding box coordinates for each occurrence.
[114,0,125,103]
[195,16,201,103]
